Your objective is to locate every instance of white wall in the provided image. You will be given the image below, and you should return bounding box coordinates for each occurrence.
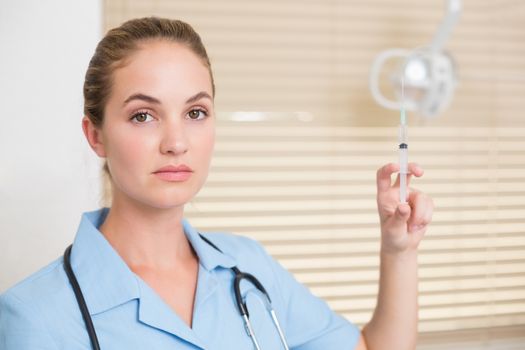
[0,0,103,292]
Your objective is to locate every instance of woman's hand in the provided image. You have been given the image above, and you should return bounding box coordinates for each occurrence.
[376,162,434,255]
[361,162,433,350]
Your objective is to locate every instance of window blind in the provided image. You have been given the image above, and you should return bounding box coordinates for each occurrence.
[103,0,525,345]
[185,124,525,335]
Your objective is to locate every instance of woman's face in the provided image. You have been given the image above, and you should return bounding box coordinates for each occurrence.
[86,40,215,210]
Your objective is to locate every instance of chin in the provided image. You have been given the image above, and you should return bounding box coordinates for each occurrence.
[144,196,191,210]
[147,188,201,209]
[115,177,204,210]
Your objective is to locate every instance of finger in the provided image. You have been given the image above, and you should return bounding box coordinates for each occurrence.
[389,202,411,232]
[377,163,399,193]
[408,163,424,178]
[407,191,433,231]
[393,163,424,188]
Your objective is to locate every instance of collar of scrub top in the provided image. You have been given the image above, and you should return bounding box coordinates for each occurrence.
[68,207,237,318]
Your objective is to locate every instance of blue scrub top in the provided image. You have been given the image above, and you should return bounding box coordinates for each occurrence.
[0,208,360,349]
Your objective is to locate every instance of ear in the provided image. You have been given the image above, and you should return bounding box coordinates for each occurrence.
[82,116,107,158]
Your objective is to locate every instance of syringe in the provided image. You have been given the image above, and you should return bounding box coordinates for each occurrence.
[399,80,408,203]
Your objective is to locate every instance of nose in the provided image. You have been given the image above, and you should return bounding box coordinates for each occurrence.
[159,119,188,155]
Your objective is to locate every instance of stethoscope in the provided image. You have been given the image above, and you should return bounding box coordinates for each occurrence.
[63,234,289,350]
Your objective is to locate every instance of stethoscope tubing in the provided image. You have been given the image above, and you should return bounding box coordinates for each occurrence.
[63,235,289,350]
[63,245,101,350]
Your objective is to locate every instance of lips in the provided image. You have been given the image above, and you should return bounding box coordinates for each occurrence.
[153,164,193,173]
[153,164,193,182]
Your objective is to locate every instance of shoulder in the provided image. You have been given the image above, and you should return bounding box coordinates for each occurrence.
[0,257,67,348]
[1,257,67,305]
[200,231,361,348]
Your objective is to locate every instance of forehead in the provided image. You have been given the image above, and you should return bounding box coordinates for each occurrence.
[109,40,213,101]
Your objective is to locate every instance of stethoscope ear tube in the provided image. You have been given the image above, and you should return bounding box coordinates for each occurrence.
[232,266,290,349]
[63,234,289,350]
[63,245,101,350]
[232,266,272,318]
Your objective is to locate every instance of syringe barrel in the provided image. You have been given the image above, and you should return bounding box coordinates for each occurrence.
[399,146,408,173]
[400,172,407,203]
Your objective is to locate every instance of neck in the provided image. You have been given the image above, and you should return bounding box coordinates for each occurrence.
[99,195,195,270]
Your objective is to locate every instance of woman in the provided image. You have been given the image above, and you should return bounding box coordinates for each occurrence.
[0,17,433,349]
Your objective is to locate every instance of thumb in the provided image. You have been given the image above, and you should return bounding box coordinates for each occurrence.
[389,203,411,231]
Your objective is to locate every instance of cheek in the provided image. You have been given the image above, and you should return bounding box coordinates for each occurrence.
[199,128,215,162]
[189,123,215,158]
[106,126,156,172]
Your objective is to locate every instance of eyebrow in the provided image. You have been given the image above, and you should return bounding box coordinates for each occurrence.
[123,91,212,106]
[185,91,213,104]
[123,93,160,105]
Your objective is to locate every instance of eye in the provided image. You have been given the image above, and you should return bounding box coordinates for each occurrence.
[187,109,208,120]
[130,111,154,123]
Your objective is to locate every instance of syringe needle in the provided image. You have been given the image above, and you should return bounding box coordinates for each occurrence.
[399,80,408,203]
